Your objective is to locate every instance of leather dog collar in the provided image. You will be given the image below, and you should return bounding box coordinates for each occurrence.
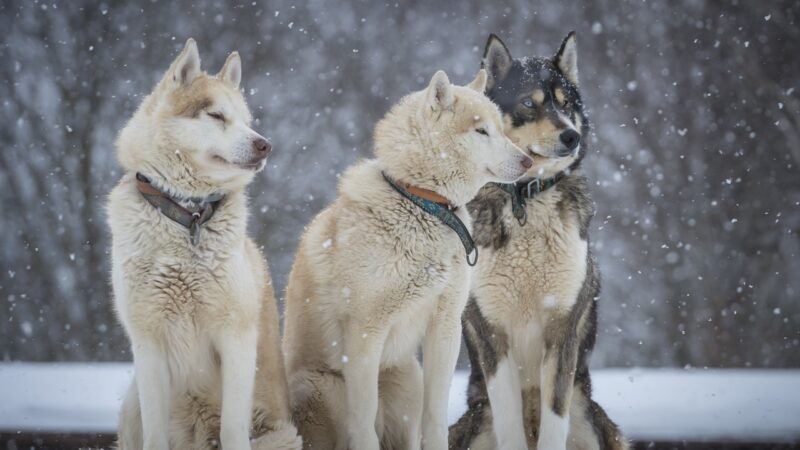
[382,172,478,266]
[400,184,456,211]
[494,171,567,226]
[135,173,225,245]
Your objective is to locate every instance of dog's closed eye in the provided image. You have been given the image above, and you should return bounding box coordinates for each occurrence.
[207,111,225,122]
[475,127,488,136]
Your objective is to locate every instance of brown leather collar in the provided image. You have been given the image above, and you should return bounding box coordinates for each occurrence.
[397,181,457,210]
[382,172,476,265]
[135,173,225,245]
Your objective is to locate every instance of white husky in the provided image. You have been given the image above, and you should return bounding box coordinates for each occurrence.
[109,39,300,450]
[282,69,532,450]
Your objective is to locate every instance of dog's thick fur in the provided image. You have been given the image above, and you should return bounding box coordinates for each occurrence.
[109,39,300,450]
[449,34,627,450]
[282,70,531,450]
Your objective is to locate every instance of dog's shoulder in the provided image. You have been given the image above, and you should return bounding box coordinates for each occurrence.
[553,171,594,240]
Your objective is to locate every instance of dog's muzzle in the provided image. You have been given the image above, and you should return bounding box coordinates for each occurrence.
[557,130,580,156]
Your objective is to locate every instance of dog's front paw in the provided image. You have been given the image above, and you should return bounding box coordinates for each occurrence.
[421,423,449,450]
[348,428,381,450]
[251,421,302,450]
[221,429,252,450]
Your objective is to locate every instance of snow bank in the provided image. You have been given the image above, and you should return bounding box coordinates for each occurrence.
[0,363,131,433]
[1,363,798,442]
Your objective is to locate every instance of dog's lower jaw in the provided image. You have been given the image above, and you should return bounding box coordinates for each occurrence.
[212,153,266,172]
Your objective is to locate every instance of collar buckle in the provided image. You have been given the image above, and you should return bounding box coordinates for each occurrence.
[136,172,224,246]
[190,220,202,246]
[526,178,542,198]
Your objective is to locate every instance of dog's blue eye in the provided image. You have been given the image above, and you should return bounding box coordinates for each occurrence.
[207,112,225,122]
[521,99,534,108]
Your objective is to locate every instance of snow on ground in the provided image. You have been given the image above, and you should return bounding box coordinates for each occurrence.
[0,363,798,442]
[0,363,131,433]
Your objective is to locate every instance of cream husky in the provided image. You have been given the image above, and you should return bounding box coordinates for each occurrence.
[282,69,532,450]
[109,39,300,450]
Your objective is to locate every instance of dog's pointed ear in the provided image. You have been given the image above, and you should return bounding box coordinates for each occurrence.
[467,69,487,93]
[425,70,454,112]
[482,34,512,91]
[217,51,242,89]
[171,38,201,86]
[555,31,579,86]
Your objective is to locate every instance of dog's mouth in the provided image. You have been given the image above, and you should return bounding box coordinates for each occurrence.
[527,146,575,160]
[212,155,266,171]
[486,163,528,183]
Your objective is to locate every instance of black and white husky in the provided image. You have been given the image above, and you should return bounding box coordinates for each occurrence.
[449,33,628,450]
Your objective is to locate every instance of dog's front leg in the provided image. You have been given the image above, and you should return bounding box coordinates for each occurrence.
[131,337,171,450]
[216,327,258,450]
[487,353,527,449]
[422,285,468,450]
[537,309,583,450]
[342,324,386,450]
[462,298,527,449]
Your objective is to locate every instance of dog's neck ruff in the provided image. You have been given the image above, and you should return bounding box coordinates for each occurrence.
[382,172,478,266]
[135,173,225,245]
[494,171,567,226]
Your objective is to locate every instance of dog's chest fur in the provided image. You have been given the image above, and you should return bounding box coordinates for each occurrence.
[109,176,260,340]
[467,174,593,386]
[297,160,468,369]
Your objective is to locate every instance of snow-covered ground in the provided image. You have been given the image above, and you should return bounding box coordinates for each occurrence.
[1,363,798,442]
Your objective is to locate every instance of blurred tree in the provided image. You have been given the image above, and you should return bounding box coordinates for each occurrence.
[0,0,797,367]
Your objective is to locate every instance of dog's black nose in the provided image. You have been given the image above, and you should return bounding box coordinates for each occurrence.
[559,129,580,153]
[253,138,271,155]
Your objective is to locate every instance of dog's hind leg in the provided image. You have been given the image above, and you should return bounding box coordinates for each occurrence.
[251,266,302,450]
[117,379,143,450]
[378,356,423,450]
[448,299,491,450]
[565,388,628,450]
[537,263,598,450]
[288,368,345,450]
[584,398,628,450]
